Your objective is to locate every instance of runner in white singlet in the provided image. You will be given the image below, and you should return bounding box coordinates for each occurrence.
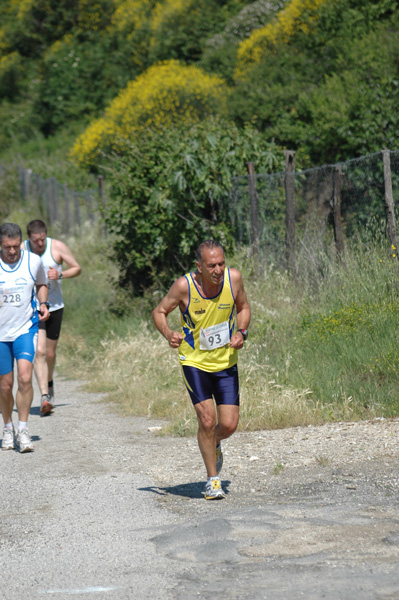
[23,219,81,415]
[0,223,49,453]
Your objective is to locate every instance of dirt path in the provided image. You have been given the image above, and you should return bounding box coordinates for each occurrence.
[2,378,399,599]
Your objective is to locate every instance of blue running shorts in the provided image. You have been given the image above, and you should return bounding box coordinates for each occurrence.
[0,331,38,375]
[182,364,240,406]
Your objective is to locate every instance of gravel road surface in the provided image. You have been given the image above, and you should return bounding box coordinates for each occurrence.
[2,378,399,600]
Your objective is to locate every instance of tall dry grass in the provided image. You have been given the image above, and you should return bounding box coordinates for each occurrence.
[55,225,398,436]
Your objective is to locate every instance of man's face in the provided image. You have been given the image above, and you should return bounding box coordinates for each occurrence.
[29,231,46,255]
[197,247,226,287]
[1,236,22,264]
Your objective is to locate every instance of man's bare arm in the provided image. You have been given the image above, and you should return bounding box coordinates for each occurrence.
[49,239,81,280]
[152,277,187,348]
[36,283,50,321]
[230,268,251,349]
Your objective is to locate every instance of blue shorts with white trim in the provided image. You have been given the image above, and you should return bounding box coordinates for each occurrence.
[0,331,38,375]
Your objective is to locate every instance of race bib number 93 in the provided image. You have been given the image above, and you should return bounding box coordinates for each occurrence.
[199,321,230,351]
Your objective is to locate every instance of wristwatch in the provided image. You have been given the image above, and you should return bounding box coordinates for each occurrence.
[237,328,248,341]
[40,302,50,309]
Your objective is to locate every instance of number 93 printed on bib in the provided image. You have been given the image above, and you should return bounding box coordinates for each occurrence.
[199,321,230,351]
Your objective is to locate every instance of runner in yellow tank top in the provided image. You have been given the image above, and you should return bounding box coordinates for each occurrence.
[152,240,251,500]
[178,266,237,372]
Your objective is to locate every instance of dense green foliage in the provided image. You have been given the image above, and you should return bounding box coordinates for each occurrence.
[104,118,281,292]
[229,0,399,164]
[1,0,399,289]
[2,0,398,165]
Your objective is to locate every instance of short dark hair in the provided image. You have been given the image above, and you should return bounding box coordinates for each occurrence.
[195,240,225,262]
[27,219,47,237]
[0,223,22,243]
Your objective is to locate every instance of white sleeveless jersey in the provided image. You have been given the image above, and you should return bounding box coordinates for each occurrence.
[24,237,64,311]
[0,250,46,342]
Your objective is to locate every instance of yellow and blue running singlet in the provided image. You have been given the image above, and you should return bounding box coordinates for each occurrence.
[178,268,237,373]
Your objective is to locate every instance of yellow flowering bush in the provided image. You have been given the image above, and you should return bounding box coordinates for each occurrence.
[8,0,34,20]
[150,0,186,33]
[71,59,227,166]
[110,0,149,32]
[235,0,328,79]
[77,0,115,32]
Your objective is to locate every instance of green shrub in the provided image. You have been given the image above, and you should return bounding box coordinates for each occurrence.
[229,3,399,164]
[34,33,134,135]
[103,118,282,294]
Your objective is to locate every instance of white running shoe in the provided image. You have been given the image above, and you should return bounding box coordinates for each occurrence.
[2,426,15,450]
[204,477,226,500]
[16,428,34,453]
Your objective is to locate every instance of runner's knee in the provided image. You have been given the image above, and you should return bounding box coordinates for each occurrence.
[218,420,238,438]
[0,376,12,395]
[35,347,46,361]
[47,346,56,362]
[197,410,217,433]
[17,369,33,390]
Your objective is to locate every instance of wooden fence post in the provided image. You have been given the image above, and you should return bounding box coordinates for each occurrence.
[51,178,60,224]
[98,175,104,203]
[382,149,398,254]
[332,165,345,256]
[284,150,296,273]
[63,184,71,235]
[74,192,81,228]
[246,162,259,255]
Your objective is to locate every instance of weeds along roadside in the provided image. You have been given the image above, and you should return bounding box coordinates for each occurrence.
[50,226,399,437]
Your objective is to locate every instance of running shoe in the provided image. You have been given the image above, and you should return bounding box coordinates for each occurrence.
[216,442,223,475]
[2,426,15,450]
[204,477,226,500]
[40,394,53,416]
[16,428,34,453]
[48,382,54,401]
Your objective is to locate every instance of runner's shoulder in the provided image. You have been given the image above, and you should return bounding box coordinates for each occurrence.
[25,250,42,267]
[171,275,190,296]
[228,267,244,283]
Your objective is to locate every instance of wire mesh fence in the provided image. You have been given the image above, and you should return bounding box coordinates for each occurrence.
[2,150,399,259]
[230,150,399,267]
[15,167,104,235]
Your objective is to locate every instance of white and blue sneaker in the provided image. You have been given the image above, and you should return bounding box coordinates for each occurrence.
[2,426,15,450]
[204,477,226,500]
[16,428,34,453]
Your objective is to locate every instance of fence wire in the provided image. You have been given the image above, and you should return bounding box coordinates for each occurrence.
[16,167,103,235]
[3,151,399,250]
[230,150,399,256]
